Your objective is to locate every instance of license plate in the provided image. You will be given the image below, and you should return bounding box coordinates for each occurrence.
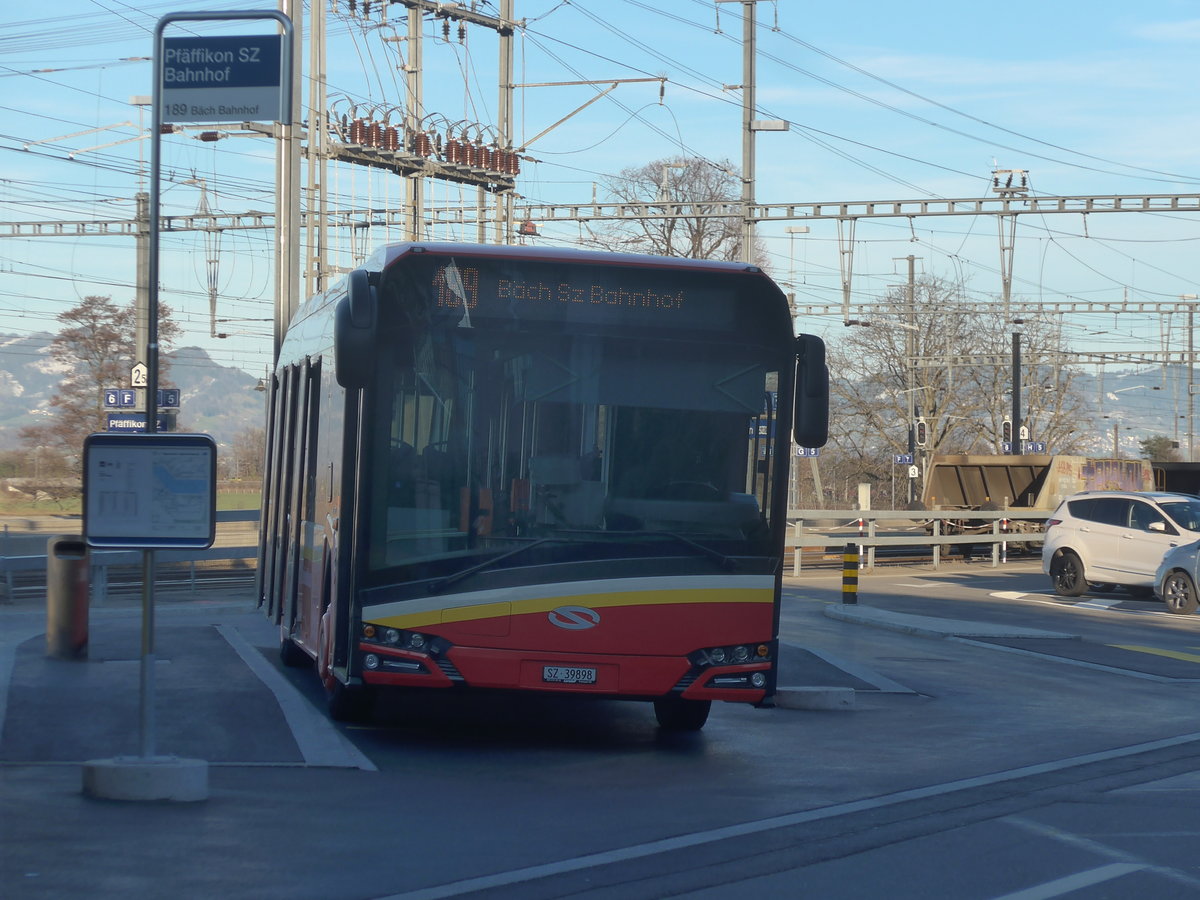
[542,665,597,685]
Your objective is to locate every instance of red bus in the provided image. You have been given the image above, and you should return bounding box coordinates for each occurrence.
[259,243,828,730]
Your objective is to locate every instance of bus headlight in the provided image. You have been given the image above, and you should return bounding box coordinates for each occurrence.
[689,643,772,667]
[361,626,446,656]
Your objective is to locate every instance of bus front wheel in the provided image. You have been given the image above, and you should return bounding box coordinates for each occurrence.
[326,678,374,723]
[653,697,711,731]
[280,634,310,668]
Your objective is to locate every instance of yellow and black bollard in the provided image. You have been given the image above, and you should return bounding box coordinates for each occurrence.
[842,542,859,604]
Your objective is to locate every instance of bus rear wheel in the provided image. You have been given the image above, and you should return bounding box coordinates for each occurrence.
[653,697,711,731]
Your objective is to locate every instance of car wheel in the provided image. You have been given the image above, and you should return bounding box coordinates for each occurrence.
[1049,550,1087,597]
[1161,571,1200,615]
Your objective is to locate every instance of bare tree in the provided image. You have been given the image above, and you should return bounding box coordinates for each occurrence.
[583,155,767,263]
[20,295,180,483]
[224,426,266,481]
[820,276,1090,506]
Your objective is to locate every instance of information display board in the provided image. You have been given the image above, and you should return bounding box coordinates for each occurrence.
[83,433,217,548]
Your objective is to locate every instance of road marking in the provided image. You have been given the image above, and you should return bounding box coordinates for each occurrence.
[988,863,1144,899]
[1110,643,1200,664]
[1077,598,1124,609]
[1004,815,1200,893]
[216,623,377,771]
[376,731,1200,900]
[1006,591,1175,618]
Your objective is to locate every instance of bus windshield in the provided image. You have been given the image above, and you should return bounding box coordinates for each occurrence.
[364,254,788,578]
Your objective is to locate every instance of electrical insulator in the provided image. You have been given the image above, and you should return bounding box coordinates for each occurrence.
[443,20,451,39]
[458,23,466,42]
[367,121,382,147]
[350,118,366,144]
[445,138,461,163]
[383,126,399,152]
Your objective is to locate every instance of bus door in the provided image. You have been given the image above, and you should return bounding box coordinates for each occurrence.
[262,367,297,622]
[256,370,279,614]
[280,360,322,642]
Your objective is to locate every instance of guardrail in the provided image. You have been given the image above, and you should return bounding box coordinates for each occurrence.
[0,507,1051,601]
[0,509,260,604]
[786,508,1050,574]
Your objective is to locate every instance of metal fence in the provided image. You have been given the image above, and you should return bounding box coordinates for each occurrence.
[0,509,258,603]
[0,507,1051,601]
[786,508,1050,574]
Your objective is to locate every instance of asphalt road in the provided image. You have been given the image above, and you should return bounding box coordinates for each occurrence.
[4,560,1200,899]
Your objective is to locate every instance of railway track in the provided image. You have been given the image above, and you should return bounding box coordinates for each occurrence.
[1,561,255,602]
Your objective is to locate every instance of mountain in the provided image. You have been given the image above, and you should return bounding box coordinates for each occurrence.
[0,333,266,451]
[1075,368,1195,458]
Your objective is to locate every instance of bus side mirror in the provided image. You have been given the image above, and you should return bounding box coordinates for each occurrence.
[793,333,829,448]
[334,269,377,389]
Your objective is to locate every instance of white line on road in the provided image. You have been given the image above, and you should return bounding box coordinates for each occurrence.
[377,731,1200,900]
[216,623,377,771]
[1077,598,1124,609]
[1002,814,1200,893]
[987,863,1145,900]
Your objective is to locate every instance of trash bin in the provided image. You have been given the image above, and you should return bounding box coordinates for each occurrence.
[46,535,89,660]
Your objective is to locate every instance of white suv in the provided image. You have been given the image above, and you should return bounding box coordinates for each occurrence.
[1043,490,1200,597]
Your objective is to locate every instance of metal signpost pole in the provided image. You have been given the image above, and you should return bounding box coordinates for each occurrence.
[82,10,292,802]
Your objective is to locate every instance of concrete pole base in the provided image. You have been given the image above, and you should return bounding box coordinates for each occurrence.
[82,756,209,802]
[774,686,856,711]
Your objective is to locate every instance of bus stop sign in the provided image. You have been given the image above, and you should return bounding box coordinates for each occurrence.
[162,35,285,123]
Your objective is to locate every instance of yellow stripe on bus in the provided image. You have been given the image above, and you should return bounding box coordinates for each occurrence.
[370,586,774,630]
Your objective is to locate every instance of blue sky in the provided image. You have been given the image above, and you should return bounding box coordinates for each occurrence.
[3,0,1200,426]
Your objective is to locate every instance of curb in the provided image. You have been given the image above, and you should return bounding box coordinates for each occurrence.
[775,686,855,710]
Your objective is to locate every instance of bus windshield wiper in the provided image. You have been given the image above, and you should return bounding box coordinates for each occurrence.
[427,538,555,594]
[614,530,739,571]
